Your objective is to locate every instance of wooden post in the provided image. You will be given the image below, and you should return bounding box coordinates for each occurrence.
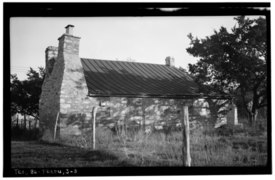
[16,114,19,127]
[34,119,38,129]
[23,114,27,129]
[182,105,191,166]
[21,118,23,128]
[124,115,127,137]
[142,105,146,133]
[92,107,98,150]
[53,112,60,141]
[233,104,238,125]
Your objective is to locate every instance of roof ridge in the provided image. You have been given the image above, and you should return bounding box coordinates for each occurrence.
[81,57,171,67]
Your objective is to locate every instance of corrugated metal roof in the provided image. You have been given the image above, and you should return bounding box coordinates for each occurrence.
[81,58,199,98]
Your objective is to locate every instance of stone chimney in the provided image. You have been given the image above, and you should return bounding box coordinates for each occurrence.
[40,25,94,143]
[57,25,91,114]
[165,56,175,67]
[58,24,80,55]
[45,46,58,77]
[65,24,74,35]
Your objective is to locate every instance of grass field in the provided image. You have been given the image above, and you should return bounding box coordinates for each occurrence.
[11,122,268,168]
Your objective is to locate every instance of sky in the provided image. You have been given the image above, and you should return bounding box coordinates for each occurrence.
[10,16,258,80]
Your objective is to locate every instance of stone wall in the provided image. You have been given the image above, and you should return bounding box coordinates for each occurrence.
[58,97,193,137]
[90,97,193,131]
[192,98,236,126]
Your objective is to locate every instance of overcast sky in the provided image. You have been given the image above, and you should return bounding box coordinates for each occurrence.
[10,16,259,80]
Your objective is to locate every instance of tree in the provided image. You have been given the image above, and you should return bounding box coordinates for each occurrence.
[186,16,267,126]
[10,74,21,117]
[10,67,45,127]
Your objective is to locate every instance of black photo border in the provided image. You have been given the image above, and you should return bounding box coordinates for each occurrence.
[3,2,271,177]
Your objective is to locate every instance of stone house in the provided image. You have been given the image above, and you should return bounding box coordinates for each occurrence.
[39,25,233,143]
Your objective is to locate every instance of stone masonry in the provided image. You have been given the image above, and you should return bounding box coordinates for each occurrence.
[39,25,98,142]
[45,46,58,78]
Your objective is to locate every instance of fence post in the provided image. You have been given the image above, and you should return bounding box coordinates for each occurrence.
[124,114,127,136]
[16,114,19,127]
[233,104,238,125]
[53,112,60,141]
[182,104,191,166]
[34,119,38,129]
[142,105,146,133]
[23,114,27,129]
[92,107,98,150]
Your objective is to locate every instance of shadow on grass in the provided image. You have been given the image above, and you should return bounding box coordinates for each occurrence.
[11,127,40,141]
[11,141,134,168]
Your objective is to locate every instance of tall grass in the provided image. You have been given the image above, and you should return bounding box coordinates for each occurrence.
[190,124,267,166]
[62,123,267,167]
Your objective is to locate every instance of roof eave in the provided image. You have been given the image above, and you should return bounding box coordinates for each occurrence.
[87,92,232,100]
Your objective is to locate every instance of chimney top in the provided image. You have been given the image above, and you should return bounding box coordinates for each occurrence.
[65,24,74,28]
[65,24,75,35]
[45,46,58,52]
[165,56,175,67]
